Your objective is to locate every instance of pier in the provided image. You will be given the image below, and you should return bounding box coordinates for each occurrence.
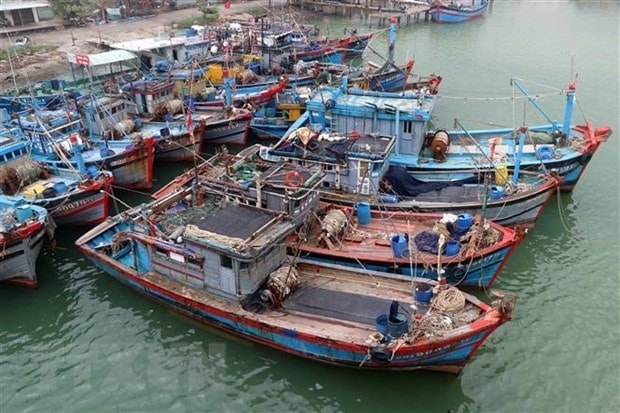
[288,0,433,26]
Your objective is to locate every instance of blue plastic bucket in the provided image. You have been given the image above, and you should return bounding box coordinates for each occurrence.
[536,146,554,160]
[456,213,473,234]
[87,166,99,177]
[415,284,433,303]
[445,240,460,256]
[356,202,371,225]
[54,182,68,194]
[391,235,408,258]
[489,185,504,200]
[15,205,33,222]
[387,313,409,338]
[375,314,388,335]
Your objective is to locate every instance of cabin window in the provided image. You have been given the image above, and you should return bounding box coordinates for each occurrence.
[6,152,14,160]
[221,255,233,269]
[322,181,331,188]
[188,256,203,268]
[404,121,413,134]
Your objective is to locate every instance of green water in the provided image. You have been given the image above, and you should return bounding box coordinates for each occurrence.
[1,1,619,412]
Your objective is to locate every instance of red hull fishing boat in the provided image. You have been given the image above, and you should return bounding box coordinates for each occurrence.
[76,187,517,374]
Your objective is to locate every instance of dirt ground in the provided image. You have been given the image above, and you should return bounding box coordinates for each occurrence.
[0,0,289,89]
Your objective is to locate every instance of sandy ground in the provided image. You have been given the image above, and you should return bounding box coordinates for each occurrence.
[0,0,289,89]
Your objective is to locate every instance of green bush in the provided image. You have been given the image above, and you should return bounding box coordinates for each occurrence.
[0,44,58,61]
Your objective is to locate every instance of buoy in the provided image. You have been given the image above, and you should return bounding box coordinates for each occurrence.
[285,170,304,188]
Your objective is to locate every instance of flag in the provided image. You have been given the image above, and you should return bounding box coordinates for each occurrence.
[224,0,231,9]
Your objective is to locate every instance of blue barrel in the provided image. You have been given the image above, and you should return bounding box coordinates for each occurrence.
[489,185,505,200]
[15,205,33,221]
[445,240,460,256]
[134,117,143,129]
[87,166,99,177]
[387,313,409,338]
[456,213,473,234]
[375,314,388,335]
[391,235,408,258]
[185,27,198,37]
[415,284,433,303]
[356,202,371,225]
[54,182,68,194]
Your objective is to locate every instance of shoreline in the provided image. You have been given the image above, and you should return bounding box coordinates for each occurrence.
[0,0,291,90]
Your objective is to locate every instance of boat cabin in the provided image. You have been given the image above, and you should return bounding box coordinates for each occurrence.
[264,132,396,196]
[302,79,437,164]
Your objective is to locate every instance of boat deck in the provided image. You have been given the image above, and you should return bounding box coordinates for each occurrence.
[139,263,432,344]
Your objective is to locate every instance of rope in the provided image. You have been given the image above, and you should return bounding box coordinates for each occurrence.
[431,286,466,313]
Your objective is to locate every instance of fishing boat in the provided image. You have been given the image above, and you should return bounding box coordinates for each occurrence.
[249,87,311,140]
[262,131,561,228]
[76,186,516,373]
[191,75,289,110]
[153,145,324,227]
[430,0,490,23]
[296,77,612,192]
[290,202,521,288]
[0,195,53,288]
[0,125,114,225]
[16,107,155,190]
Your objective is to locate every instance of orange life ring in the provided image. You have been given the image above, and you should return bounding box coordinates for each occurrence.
[285,171,304,188]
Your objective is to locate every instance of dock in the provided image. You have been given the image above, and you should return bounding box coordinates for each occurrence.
[288,0,433,26]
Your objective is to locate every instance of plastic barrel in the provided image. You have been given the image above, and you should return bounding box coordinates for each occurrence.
[387,313,409,338]
[456,213,473,234]
[15,205,33,221]
[54,182,68,194]
[489,185,505,200]
[445,240,460,256]
[391,235,408,258]
[356,202,371,225]
[415,285,433,303]
[375,314,388,335]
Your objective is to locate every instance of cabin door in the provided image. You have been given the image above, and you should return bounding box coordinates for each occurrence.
[219,256,237,295]
[357,161,370,195]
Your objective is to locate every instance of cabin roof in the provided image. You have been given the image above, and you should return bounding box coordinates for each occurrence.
[67,50,138,67]
[198,205,278,240]
[0,1,49,11]
[307,86,436,120]
[110,35,208,52]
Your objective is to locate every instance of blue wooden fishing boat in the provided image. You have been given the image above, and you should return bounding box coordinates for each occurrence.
[0,195,53,288]
[0,125,114,226]
[16,106,155,190]
[430,0,489,23]
[293,78,612,192]
[289,203,522,288]
[76,186,516,373]
[261,129,561,228]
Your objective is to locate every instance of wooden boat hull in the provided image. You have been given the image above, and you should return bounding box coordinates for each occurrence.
[393,123,608,192]
[291,208,521,288]
[87,138,155,190]
[0,224,46,288]
[199,117,250,148]
[78,238,508,373]
[154,133,202,163]
[430,1,489,23]
[324,171,560,228]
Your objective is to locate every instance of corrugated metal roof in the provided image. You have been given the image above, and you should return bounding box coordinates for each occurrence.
[0,1,50,11]
[66,50,137,67]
